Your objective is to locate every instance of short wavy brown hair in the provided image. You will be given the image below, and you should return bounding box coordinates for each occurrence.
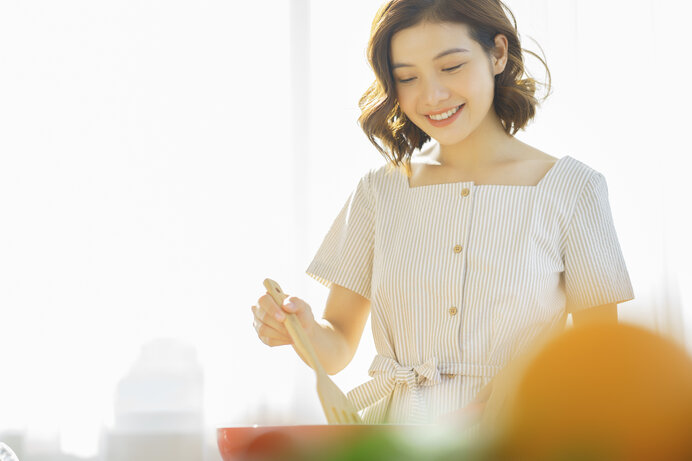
[358,0,552,174]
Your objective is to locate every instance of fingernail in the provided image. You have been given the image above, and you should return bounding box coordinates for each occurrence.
[284,301,295,311]
[275,312,285,321]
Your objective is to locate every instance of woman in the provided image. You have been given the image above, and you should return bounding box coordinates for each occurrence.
[251,0,634,427]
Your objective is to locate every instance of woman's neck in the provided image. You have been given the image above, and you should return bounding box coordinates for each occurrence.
[436,110,518,171]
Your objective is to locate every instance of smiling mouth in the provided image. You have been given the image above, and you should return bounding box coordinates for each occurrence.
[426,104,464,121]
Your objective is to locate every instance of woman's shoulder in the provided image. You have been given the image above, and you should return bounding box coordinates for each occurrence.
[555,153,604,185]
[359,161,407,188]
[512,141,558,170]
[515,141,557,162]
[515,141,602,184]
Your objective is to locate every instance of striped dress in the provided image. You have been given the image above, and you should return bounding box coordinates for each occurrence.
[305,154,635,424]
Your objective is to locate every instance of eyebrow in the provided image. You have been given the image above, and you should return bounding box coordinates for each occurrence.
[391,48,470,69]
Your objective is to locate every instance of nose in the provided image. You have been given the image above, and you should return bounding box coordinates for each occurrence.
[421,74,451,108]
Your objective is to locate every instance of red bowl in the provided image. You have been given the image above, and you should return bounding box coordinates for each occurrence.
[217,424,427,461]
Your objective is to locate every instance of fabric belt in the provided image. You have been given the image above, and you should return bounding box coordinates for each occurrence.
[347,354,502,423]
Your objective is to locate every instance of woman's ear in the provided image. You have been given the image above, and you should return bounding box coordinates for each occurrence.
[492,33,509,75]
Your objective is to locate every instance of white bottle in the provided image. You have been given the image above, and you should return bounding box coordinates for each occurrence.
[0,442,19,461]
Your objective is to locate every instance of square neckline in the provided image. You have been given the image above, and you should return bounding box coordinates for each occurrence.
[406,155,568,190]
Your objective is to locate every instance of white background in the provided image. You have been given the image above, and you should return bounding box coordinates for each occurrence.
[1,1,690,459]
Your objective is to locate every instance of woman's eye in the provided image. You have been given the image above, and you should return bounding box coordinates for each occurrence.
[396,64,463,83]
[443,64,463,72]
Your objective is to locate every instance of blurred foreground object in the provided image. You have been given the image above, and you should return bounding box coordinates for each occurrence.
[106,338,204,461]
[217,424,487,461]
[495,322,692,461]
[0,442,19,461]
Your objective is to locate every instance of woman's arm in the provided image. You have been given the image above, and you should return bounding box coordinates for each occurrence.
[572,303,618,326]
[465,302,619,428]
[305,283,371,375]
[253,283,370,375]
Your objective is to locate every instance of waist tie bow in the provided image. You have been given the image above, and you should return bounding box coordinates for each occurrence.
[347,355,441,423]
[347,355,502,424]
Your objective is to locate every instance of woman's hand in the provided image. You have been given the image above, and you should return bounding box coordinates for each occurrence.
[251,293,317,347]
[438,379,495,426]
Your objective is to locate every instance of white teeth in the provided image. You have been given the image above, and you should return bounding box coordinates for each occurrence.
[429,105,462,121]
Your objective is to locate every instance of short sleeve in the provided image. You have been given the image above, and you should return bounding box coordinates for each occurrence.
[563,172,635,312]
[306,171,375,300]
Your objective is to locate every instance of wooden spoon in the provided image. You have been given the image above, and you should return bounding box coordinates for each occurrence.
[263,278,362,424]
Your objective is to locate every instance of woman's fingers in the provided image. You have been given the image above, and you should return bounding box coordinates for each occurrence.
[253,293,316,347]
[471,379,494,404]
[261,336,292,347]
[281,296,316,334]
[252,305,292,346]
[252,304,284,332]
[258,293,290,321]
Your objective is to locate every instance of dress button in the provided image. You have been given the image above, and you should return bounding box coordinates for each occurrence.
[449,306,458,316]
[453,245,463,253]
[461,188,470,197]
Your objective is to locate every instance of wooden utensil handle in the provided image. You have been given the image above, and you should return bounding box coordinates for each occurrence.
[263,278,326,374]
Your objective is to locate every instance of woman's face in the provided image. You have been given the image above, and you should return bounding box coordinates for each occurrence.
[390,21,506,146]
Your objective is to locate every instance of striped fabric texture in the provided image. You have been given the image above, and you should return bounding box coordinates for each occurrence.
[306,154,634,424]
